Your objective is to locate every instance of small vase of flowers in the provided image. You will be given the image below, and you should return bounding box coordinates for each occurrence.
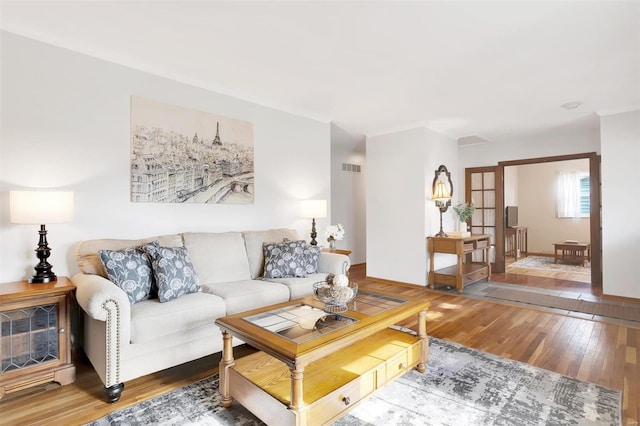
[325,223,345,250]
[453,203,475,232]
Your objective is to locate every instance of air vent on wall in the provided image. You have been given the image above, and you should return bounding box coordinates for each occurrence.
[342,163,362,173]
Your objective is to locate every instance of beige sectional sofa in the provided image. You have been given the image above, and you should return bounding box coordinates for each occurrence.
[72,228,349,402]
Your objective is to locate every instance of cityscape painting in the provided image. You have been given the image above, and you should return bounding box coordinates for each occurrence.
[130,96,254,204]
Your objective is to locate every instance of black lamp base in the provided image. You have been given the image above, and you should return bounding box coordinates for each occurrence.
[309,218,318,246]
[29,273,57,284]
[29,224,57,284]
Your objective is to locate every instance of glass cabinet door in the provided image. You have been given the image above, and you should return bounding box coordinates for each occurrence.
[1,296,64,376]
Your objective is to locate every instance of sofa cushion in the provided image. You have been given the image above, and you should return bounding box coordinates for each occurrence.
[144,242,201,303]
[243,229,300,279]
[130,292,226,344]
[98,246,154,304]
[263,240,321,278]
[201,279,290,315]
[266,273,329,299]
[183,232,251,284]
[76,234,183,277]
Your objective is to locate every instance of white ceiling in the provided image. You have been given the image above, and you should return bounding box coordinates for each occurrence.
[2,1,639,143]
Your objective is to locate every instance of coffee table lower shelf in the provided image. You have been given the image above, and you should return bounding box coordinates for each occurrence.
[227,328,422,426]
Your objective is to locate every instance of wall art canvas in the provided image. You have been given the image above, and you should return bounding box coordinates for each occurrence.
[130,96,254,204]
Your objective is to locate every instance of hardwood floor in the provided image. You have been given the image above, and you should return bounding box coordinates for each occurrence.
[504,255,595,291]
[1,264,637,425]
[495,270,600,295]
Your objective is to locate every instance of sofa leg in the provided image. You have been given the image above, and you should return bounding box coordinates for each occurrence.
[104,383,124,403]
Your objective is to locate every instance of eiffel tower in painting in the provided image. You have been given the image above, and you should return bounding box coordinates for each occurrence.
[213,122,223,145]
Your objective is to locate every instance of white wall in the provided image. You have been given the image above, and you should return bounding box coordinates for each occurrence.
[0,32,331,283]
[366,126,457,285]
[330,124,366,264]
[600,110,640,299]
[513,160,590,253]
[504,166,518,207]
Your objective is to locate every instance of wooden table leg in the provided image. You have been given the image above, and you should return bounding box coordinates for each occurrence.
[288,364,309,426]
[219,331,235,408]
[416,310,429,373]
[289,365,305,410]
[457,254,463,293]
[428,239,435,289]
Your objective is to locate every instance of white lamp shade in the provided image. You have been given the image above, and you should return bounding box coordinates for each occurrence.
[10,190,74,224]
[300,199,327,219]
[432,181,451,202]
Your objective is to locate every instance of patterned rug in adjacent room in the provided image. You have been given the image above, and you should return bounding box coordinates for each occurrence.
[87,337,621,426]
[510,256,590,274]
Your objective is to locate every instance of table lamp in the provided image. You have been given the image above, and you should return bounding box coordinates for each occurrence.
[432,165,452,237]
[300,199,327,246]
[10,190,74,283]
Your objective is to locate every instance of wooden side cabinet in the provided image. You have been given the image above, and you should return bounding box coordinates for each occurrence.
[427,235,492,293]
[0,277,76,398]
[505,226,528,261]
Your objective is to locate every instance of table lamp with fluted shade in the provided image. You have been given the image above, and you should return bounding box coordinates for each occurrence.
[10,190,74,283]
[432,165,453,237]
[300,199,327,246]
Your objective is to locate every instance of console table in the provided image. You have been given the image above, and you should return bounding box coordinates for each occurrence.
[0,277,76,398]
[553,242,591,266]
[505,227,528,261]
[427,234,492,293]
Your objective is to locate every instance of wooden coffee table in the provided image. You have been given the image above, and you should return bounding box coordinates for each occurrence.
[553,241,591,266]
[215,289,430,426]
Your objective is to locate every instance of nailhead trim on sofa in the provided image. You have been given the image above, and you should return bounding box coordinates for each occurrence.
[102,299,121,386]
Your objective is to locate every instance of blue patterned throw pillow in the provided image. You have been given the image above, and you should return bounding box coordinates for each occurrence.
[304,244,321,274]
[144,242,200,303]
[263,240,320,278]
[99,247,154,304]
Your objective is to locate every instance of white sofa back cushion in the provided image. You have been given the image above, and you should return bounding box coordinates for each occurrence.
[182,232,251,284]
[243,228,301,279]
[76,234,183,277]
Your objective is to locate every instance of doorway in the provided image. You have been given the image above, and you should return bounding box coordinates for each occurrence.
[466,152,602,290]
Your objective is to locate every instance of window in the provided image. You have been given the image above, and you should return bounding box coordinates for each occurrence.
[579,175,590,217]
[557,171,590,218]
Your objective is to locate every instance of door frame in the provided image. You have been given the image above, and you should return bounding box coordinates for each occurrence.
[496,152,602,287]
[465,166,505,273]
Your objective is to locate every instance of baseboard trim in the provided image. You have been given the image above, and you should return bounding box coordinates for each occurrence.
[522,252,554,258]
[365,276,426,288]
[602,293,640,304]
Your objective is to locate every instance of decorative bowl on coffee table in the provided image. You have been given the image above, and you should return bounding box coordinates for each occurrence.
[313,281,358,313]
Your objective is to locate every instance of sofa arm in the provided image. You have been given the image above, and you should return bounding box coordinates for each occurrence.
[73,273,131,323]
[72,273,131,389]
[318,252,350,276]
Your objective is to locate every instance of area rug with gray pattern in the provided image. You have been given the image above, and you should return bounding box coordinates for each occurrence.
[87,337,621,426]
